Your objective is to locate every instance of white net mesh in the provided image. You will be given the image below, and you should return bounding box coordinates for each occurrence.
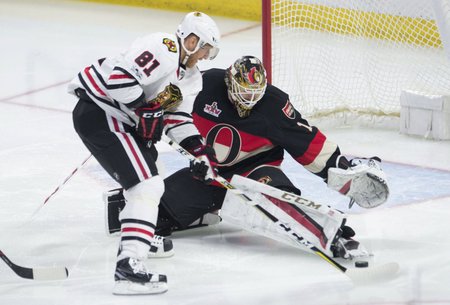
[270,0,450,121]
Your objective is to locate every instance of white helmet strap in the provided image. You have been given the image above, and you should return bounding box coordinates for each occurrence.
[179,36,202,65]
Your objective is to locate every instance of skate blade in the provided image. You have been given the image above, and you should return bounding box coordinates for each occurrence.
[113,280,168,295]
[147,249,175,259]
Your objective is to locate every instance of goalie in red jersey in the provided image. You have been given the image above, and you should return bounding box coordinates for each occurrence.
[105,56,389,261]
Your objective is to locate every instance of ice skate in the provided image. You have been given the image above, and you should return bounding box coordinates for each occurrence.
[331,226,369,260]
[113,257,167,295]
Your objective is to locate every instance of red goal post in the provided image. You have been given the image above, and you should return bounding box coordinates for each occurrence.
[262,0,272,84]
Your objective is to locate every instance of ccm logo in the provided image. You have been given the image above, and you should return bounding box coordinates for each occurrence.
[142,111,163,118]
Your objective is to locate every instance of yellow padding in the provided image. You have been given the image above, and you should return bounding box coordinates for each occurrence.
[273,2,442,48]
[77,0,261,21]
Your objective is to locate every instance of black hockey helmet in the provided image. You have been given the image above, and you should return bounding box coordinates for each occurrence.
[225,56,267,118]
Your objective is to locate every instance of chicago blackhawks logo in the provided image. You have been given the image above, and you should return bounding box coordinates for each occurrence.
[204,101,222,117]
[163,38,177,53]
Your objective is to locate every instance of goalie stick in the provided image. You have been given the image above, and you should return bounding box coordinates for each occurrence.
[231,174,337,215]
[162,135,399,283]
[0,250,68,280]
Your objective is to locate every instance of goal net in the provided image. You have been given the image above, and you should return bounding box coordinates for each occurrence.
[263,0,450,124]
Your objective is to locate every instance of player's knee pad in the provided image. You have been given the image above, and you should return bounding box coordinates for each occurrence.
[247,165,301,195]
[124,176,165,207]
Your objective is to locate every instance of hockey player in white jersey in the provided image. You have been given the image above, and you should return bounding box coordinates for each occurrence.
[69,12,220,295]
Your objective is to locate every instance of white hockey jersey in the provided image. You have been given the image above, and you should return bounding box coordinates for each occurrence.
[68,32,202,143]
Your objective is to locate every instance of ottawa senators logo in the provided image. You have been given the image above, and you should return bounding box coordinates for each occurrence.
[163,38,177,53]
[282,100,296,119]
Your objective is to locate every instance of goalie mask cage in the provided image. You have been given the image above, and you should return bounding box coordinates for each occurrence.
[262,0,450,125]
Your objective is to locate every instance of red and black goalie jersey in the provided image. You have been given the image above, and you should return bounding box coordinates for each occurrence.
[192,68,341,180]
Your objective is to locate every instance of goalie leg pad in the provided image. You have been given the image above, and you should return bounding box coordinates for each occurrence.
[221,176,347,256]
[231,174,338,217]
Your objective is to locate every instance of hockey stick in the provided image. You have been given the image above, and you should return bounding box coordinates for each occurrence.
[29,154,92,219]
[43,154,92,205]
[0,250,68,280]
[162,135,399,282]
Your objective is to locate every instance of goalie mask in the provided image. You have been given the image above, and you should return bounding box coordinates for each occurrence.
[225,56,267,118]
[176,12,220,63]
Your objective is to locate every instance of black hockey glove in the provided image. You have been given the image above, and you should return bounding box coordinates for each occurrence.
[135,103,164,143]
[188,145,218,184]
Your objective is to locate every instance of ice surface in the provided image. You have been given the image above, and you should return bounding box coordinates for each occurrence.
[1,1,450,304]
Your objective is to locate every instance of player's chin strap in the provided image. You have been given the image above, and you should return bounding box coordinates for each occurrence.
[161,135,399,283]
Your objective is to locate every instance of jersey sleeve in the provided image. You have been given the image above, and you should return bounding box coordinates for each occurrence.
[163,68,203,143]
[264,93,340,179]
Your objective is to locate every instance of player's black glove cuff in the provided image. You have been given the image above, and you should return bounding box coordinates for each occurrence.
[135,103,164,143]
[180,136,219,184]
[188,146,218,184]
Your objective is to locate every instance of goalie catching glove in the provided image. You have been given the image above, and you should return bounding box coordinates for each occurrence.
[327,156,389,209]
[135,103,164,143]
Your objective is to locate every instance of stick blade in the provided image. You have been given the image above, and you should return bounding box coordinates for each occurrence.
[345,262,399,283]
[32,267,69,280]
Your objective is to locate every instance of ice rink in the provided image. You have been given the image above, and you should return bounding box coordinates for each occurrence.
[1,1,450,304]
